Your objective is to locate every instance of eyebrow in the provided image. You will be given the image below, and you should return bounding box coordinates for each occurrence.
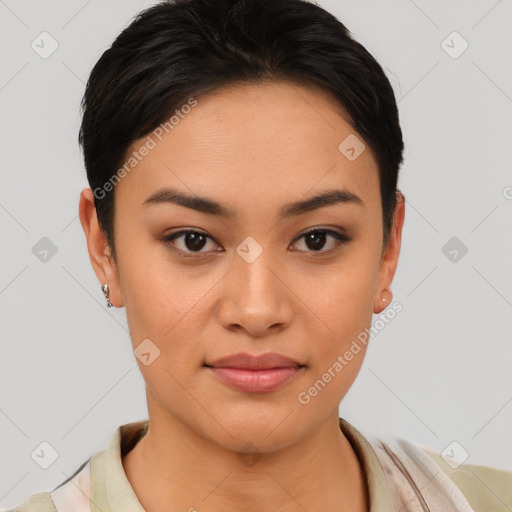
[142,186,364,218]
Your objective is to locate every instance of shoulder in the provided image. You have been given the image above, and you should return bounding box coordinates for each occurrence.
[419,445,512,512]
[7,458,92,512]
[6,491,57,512]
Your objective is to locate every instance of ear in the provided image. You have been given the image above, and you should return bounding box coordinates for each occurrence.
[373,191,405,313]
[78,187,124,307]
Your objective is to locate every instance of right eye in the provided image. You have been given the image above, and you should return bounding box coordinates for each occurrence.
[161,229,223,258]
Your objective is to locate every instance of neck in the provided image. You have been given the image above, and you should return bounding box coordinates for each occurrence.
[122,409,368,512]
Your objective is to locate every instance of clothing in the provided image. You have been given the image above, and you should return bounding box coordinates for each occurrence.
[10,418,512,511]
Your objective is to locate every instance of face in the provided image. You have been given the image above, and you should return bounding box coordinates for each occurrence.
[80,80,404,453]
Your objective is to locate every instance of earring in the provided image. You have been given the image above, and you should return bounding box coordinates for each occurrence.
[101,284,114,308]
[375,288,392,314]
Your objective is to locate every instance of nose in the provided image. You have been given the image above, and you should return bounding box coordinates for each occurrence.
[216,243,294,337]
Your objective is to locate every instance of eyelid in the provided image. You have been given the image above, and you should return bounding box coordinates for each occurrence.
[291,227,351,255]
[294,226,350,241]
[161,226,351,258]
[161,228,221,258]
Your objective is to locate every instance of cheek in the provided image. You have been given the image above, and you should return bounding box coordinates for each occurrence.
[118,245,216,377]
[305,254,377,326]
[122,263,199,342]
[115,223,182,325]
[300,254,377,374]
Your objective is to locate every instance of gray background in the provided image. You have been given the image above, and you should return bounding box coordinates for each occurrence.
[1,0,511,509]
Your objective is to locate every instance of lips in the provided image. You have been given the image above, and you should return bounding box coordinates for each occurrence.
[204,352,305,393]
[205,352,304,370]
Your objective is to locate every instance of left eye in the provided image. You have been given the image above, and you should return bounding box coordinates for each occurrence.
[292,228,351,253]
[161,228,350,257]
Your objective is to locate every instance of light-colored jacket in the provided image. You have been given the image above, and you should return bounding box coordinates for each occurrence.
[8,419,512,511]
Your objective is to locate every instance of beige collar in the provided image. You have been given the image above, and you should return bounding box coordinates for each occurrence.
[87,417,396,511]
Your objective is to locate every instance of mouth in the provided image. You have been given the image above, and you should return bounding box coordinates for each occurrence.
[204,352,306,393]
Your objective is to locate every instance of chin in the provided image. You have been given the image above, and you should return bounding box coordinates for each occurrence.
[196,405,308,454]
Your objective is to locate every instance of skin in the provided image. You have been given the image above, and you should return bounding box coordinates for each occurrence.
[79,80,405,512]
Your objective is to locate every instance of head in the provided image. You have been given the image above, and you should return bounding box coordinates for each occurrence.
[79,0,405,453]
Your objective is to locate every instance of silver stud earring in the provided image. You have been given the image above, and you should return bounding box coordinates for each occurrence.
[101,284,113,308]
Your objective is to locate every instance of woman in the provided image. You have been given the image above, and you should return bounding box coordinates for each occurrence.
[12,0,511,510]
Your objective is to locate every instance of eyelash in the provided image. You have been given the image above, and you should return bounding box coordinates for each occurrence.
[160,227,351,259]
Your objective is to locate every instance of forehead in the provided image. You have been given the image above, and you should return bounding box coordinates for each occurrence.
[115,80,379,214]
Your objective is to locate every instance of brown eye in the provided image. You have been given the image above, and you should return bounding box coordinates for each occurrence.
[162,229,220,256]
[161,227,351,259]
[292,228,351,254]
